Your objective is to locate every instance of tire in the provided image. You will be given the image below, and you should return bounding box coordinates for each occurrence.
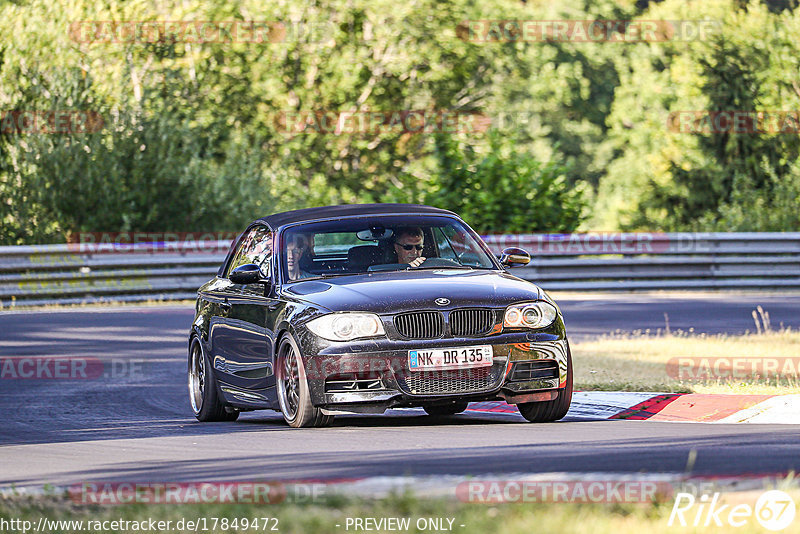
[518,342,573,423]
[424,401,469,416]
[189,337,239,422]
[276,334,334,428]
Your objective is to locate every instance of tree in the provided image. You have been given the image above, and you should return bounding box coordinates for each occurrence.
[421,131,585,234]
[597,0,800,231]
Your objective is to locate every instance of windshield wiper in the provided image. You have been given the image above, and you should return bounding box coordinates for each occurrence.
[300,272,357,281]
[407,265,475,270]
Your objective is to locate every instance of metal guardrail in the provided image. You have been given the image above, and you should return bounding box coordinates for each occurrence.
[481,232,800,291]
[0,241,228,307]
[0,233,798,307]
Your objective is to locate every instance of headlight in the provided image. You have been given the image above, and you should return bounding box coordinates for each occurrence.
[306,313,385,341]
[503,302,557,329]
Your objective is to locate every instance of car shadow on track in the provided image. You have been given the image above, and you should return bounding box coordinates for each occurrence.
[0,408,599,447]
[235,409,605,428]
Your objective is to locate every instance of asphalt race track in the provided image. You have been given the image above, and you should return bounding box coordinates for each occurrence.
[2,294,800,488]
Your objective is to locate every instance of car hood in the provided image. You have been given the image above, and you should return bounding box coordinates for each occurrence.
[283,269,541,313]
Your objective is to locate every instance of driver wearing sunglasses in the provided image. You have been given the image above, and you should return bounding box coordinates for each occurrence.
[392,227,426,268]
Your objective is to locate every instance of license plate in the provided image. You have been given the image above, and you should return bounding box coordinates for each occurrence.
[408,346,493,371]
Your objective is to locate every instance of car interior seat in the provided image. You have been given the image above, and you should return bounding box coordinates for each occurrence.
[347,245,382,270]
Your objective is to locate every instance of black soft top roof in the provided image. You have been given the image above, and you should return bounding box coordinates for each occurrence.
[256,203,458,228]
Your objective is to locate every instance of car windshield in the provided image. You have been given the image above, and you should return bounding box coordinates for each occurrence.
[281,215,497,282]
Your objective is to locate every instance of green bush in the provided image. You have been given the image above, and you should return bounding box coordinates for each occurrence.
[423,132,586,234]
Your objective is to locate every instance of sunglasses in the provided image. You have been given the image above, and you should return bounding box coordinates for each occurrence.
[396,243,424,251]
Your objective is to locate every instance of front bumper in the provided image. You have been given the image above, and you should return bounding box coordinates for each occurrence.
[296,329,569,412]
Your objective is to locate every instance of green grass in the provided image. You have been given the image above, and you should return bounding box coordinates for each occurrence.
[573,329,800,395]
[2,490,798,534]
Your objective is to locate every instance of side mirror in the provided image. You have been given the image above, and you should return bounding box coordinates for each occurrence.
[229,263,266,285]
[499,247,531,268]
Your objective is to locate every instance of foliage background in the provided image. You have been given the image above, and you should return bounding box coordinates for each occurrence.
[1,0,799,244]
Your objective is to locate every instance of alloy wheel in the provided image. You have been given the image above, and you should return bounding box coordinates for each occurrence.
[189,340,205,414]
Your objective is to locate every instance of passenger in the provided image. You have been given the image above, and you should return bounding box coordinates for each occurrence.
[391,227,427,268]
[286,234,313,280]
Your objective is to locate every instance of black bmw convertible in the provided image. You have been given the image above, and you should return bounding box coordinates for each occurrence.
[189,204,572,427]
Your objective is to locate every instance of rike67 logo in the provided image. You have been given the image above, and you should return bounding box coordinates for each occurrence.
[669,490,796,531]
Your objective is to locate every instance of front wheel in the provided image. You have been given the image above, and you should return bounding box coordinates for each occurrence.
[518,342,573,423]
[189,337,239,422]
[276,334,334,428]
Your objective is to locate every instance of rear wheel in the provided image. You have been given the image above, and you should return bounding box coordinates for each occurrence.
[424,401,469,416]
[189,337,239,422]
[518,342,573,423]
[276,334,334,428]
